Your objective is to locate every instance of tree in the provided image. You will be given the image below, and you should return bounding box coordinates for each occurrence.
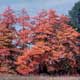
[0,7,80,76]
[69,1,80,32]
[15,10,80,75]
[0,7,17,73]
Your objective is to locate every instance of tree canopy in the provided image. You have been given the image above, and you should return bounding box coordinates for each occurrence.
[0,7,80,76]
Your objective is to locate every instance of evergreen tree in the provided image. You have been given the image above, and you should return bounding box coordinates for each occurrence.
[69,1,80,32]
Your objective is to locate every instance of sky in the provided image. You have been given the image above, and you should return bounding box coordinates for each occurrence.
[0,0,79,15]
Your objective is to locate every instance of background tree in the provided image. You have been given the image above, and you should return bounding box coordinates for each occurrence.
[69,1,80,32]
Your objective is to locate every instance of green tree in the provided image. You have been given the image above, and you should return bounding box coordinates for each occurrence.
[69,1,80,32]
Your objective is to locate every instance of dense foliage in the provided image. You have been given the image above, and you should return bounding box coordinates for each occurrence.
[0,7,80,76]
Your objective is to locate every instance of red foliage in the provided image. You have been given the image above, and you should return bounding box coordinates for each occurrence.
[0,7,80,75]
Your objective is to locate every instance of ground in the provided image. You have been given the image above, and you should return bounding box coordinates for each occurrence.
[0,74,80,80]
